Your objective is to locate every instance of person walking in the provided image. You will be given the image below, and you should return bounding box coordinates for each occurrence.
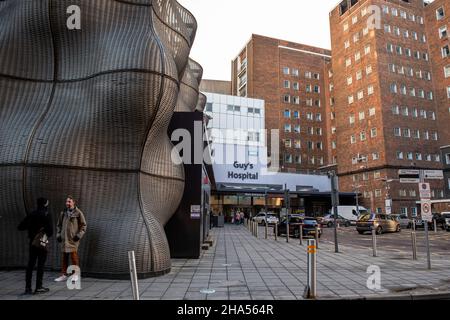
[235,212,241,225]
[54,196,87,282]
[18,197,53,295]
[240,211,245,225]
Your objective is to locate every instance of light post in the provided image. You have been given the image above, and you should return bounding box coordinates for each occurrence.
[352,183,362,216]
[328,170,339,253]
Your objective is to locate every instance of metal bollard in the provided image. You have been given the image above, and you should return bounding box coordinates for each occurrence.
[265,221,268,239]
[424,222,432,270]
[275,224,278,241]
[434,219,437,234]
[299,224,303,246]
[315,225,319,250]
[305,239,317,299]
[411,228,417,261]
[128,251,140,300]
[372,226,378,257]
[286,225,289,243]
[255,222,258,238]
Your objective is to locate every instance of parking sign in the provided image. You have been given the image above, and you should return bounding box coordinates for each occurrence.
[418,183,431,200]
[421,200,432,222]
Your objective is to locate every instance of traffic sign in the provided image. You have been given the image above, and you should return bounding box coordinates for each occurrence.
[421,200,432,222]
[419,183,431,200]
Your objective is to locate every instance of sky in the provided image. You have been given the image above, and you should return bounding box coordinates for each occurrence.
[178,0,340,81]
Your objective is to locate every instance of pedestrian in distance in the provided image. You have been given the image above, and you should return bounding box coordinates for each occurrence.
[54,195,87,283]
[18,197,53,295]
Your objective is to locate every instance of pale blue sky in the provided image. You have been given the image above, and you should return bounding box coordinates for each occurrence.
[178,0,340,81]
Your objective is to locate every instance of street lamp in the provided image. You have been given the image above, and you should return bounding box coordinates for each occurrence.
[352,184,363,216]
[327,170,339,253]
[379,177,395,214]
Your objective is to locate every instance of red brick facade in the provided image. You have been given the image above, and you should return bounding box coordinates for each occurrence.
[330,0,446,215]
[231,35,331,173]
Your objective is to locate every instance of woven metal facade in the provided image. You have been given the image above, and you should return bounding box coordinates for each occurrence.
[0,0,203,278]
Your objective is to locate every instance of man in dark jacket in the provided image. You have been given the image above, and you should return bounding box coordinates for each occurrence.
[18,198,53,294]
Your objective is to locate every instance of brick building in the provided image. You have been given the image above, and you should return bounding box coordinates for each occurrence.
[329,0,447,216]
[231,35,332,173]
[424,0,450,145]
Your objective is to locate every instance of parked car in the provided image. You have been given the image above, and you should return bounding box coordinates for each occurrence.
[253,212,279,225]
[276,216,322,238]
[391,214,411,229]
[336,206,369,225]
[442,212,450,231]
[356,213,401,235]
[318,214,351,228]
[413,213,444,230]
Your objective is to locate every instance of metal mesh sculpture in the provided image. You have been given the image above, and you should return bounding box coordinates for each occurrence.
[0,0,203,278]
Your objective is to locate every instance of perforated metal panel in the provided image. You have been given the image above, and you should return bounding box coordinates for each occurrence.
[0,0,202,278]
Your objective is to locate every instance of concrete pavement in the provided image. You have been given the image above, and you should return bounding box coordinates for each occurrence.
[1,224,450,300]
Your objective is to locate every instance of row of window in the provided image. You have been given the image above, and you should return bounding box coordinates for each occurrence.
[346,66,373,85]
[283,81,321,93]
[283,95,321,106]
[284,154,324,166]
[284,139,323,150]
[349,108,376,124]
[205,104,263,116]
[391,106,436,120]
[345,45,371,65]
[386,43,429,61]
[389,83,434,100]
[395,151,441,162]
[350,128,378,144]
[388,63,432,81]
[283,110,322,120]
[383,24,427,43]
[347,85,375,104]
[381,5,424,24]
[393,128,438,140]
[284,120,322,133]
[282,68,320,79]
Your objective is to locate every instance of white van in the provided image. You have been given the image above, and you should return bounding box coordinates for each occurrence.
[335,206,368,225]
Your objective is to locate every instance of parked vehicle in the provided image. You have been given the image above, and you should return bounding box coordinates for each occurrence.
[413,213,444,230]
[336,206,369,225]
[356,213,401,235]
[442,212,450,231]
[318,214,351,228]
[277,216,322,238]
[391,214,411,229]
[253,212,279,225]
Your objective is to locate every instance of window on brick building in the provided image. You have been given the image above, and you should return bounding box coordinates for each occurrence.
[436,7,445,20]
[439,26,448,39]
[442,45,450,58]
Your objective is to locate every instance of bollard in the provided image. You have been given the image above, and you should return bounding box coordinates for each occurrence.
[315,225,319,250]
[434,219,437,234]
[305,239,317,299]
[411,228,417,261]
[255,221,258,238]
[424,222,432,270]
[275,224,278,241]
[265,221,268,239]
[128,251,140,300]
[286,225,290,243]
[299,224,303,246]
[372,226,378,257]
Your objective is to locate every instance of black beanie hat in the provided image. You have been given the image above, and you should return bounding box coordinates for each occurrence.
[37,197,49,208]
